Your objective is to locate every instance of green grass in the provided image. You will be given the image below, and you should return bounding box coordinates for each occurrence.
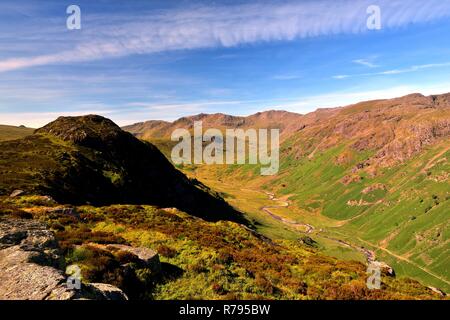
[169,138,450,293]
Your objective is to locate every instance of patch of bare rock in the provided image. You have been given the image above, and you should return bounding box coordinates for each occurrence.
[0,217,136,300]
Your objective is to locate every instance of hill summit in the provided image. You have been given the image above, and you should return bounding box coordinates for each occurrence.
[0,115,242,222]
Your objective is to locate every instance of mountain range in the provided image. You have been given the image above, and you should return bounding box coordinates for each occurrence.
[0,92,448,299]
[124,93,450,292]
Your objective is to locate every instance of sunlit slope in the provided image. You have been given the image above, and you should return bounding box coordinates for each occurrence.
[257,95,449,290]
[266,139,449,288]
[129,93,450,291]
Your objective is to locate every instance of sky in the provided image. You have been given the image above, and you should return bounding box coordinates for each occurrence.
[1,0,450,127]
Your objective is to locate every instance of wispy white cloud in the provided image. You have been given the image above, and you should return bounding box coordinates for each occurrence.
[353,58,378,68]
[273,74,302,81]
[333,75,350,80]
[333,61,450,79]
[1,0,450,72]
[0,87,67,102]
[379,62,450,75]
[119,83,450,124]
[0,99,252,127]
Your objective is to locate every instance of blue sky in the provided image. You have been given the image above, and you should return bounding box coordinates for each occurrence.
[1,0,450,127]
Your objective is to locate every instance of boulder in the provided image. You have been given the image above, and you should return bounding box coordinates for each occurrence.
[9,190,24,197]
[428,286,446,297]
[298,235,318,248]
[106,244,160,272]
[83,283,128,300]
[378,261,395,277]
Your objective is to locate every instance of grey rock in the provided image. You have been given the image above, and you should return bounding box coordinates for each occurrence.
[41,195,56,204]
[378,261,395,277]
[0,218,128,300]
[83,283,129,300]
[106,244,160,272]
[9,190,24,197]
[0,218,73,300]
[428,286,446,297]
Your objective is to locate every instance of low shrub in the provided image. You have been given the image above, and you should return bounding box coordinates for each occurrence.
[156,244,177,258]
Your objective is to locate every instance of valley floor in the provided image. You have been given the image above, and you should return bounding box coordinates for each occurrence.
[186,167,450,294]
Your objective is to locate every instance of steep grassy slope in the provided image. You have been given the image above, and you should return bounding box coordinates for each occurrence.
[266,140,449,291]
[0,124,34,141]
[0,115,243,222]
[263,94,450,290]
[128,93,450,292]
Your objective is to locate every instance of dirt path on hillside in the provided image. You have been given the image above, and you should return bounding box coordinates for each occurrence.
[258,190,377,263]
[261,190,449,287]
[356,236,450,286]
[196,175,448,289]
[421,145,450,174]
[261,192,315,234]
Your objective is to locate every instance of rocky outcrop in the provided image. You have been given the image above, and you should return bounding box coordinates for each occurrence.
[0,218,74,300]
[340,174,362,185]
[81,283,129,300]
[346,199,383,207]
[428,286,446,297]
[378,261,395,277]
[0,218,127,300]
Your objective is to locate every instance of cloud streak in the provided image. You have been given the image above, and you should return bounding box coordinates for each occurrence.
[333,61,450,79]
[353,59,378,68]
[4,81,450,128]
[1,0,450,72]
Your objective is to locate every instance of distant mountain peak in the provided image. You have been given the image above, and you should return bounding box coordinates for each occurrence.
[123,110,305,140]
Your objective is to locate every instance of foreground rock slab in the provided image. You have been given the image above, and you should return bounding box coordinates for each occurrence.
[0,217,127,300]
[0,218,74,300]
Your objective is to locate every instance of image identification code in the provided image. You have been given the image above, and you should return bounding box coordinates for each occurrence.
[179,304,271,317]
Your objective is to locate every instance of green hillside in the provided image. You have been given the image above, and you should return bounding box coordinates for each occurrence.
[133,93,450,293]
[140,138,450,292]
[0,115,242,223]
[0,124,34,141]
[265,141,450,291]
[1,114,443,300]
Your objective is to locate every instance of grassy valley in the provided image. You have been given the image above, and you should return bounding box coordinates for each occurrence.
[0,94,448,299]
[125,93,450,293]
